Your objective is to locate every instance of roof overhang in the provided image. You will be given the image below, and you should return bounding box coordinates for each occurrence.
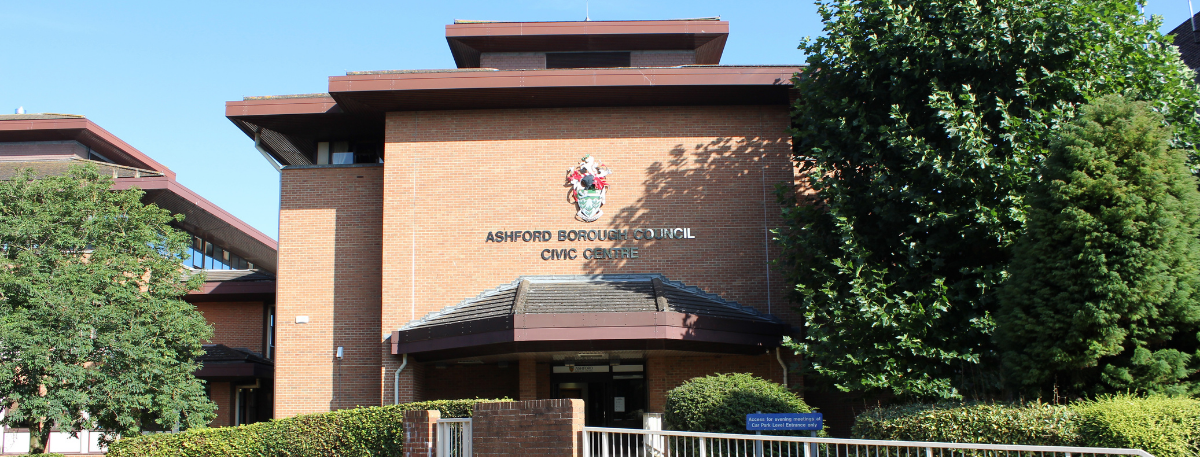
[184,280,275,303]
[112,176,278,272]
[226,66,801,166]
[445,20,729,67]
[392,311,788,362]
[328,66,798,113]
[0,117,174,179]
[194,361,274,381]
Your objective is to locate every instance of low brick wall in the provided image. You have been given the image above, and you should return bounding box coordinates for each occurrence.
[473,399,585,457]
[405,409,440,457]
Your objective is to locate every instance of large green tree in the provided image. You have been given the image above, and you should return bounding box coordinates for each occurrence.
[779,0,1200,399]
[0,167,215,453]
[998,95,1200,397]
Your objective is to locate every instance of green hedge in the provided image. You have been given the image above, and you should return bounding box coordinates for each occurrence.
[1074,395,1200,457]
[853,395,1200,457]
[665,373,812,434]
[105,398,509,457]
[852,402,1079,445]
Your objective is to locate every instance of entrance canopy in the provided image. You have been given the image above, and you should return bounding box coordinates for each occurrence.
[391,275,790,361]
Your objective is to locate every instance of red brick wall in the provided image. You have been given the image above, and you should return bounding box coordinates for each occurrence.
[278,105,795,415]
[208,382,232,427]
[630,51,695,66]
[519,356,537,400]
[380,105,796,374]
[480,52,546,69]
[473,399,585,457]
[194,301,264,354]
[424,363,519,400]
[403,409,439,457]
[276,165,384,418]
[646,354,787,413]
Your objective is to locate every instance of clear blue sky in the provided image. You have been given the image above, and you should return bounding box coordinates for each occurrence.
[2,1,1193,240]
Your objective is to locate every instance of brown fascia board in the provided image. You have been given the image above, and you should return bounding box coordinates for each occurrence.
[228,66,798,163]
[331,66,796,92]
[391,311,787,356]
[112,176,279,272]
[446,20,730,68]
[225,95,339,117]
[184,280,275,303]
[0,118,175,180]
[328,66,800,113]
[191,280,275,295]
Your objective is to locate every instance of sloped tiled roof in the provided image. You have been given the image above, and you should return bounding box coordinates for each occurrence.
[198,344,271,364]
[1169,13,1200,77]
[195,269,275,282]
[0,157,164,180]
[400,274,781,331]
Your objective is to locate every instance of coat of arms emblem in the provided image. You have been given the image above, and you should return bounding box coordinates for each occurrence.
[566,155,611,222]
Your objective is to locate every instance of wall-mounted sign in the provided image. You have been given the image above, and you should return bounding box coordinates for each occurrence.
[745,413,823,431]
[553,365,610,373]
[567,155,611,222]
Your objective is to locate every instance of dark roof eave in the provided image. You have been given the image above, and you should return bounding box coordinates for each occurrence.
[0,118,175,179]
[391,311,788,356]
[113,176,279,272]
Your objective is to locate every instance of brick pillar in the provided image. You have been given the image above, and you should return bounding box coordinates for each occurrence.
[519,356,537,401]
[474,399,585,457]
[404,409,440,457]
[646,355,666,413]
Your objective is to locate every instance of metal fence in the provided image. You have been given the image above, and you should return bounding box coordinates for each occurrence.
[437,417,472,457]
[582,427,1154,457]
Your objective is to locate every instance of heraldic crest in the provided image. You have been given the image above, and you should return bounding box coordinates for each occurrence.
[566,155,611,222]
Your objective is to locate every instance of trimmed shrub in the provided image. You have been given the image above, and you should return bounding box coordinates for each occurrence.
[853,396,1200,457]
[852,402,1079,445]
[27,454,65,457]
[664,373,811,434]
[1072,394,1200,457]
[105,398,509,457]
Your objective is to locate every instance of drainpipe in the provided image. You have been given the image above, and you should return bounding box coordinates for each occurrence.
[253,131,283,172]
[393,353,408,405]
[776,348,788,389]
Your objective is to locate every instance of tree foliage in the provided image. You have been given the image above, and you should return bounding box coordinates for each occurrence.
[997,95,1200,397]
[779,0,1200,399]
[0,166,215,452]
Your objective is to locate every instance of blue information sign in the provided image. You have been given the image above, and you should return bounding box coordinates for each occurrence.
[745,413,823,431]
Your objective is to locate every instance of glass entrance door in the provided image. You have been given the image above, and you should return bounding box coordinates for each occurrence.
[550,363,646,428]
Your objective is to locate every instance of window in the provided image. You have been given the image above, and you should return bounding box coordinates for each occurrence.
[185,234,254,270]
[546,52,631,69]
[317,141,383,165]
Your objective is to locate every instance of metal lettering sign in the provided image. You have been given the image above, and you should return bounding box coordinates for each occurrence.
[745,413,823,431]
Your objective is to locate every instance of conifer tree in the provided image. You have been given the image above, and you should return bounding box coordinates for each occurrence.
[997,95,1200,397]
[780,0,1200,399]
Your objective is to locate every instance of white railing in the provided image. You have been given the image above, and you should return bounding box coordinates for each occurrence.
[0,427,108,455]
[582,427,1154,457]
[437,417,472,457]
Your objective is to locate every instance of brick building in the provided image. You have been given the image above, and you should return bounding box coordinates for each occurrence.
[226,18,805,427]
[0,114,278,449]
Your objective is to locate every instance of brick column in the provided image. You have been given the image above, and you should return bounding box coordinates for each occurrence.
[404,409,440,457]
[519,356,537,401]
[474,399,585,457]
